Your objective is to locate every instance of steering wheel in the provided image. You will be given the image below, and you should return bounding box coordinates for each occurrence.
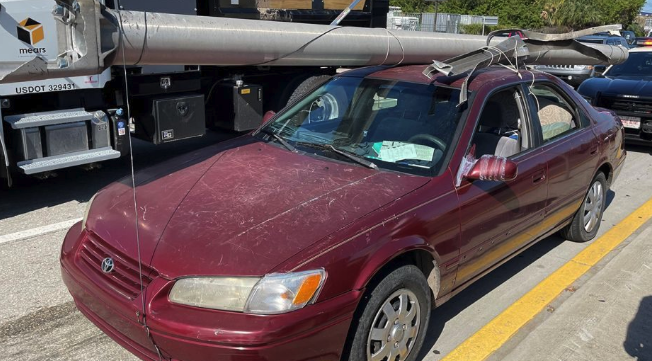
[407,134,446,151]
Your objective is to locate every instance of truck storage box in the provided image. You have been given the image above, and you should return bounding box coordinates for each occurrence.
[212,84,263,132]
[134,94,206,145]
[44,122,89,156]
[127,71,201,97]
[13,127,43,161]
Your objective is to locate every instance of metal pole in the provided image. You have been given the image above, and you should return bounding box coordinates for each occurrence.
[433,0,439,32]
[0,0,630,83]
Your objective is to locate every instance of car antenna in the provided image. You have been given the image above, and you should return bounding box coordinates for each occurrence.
[115,1,164,359]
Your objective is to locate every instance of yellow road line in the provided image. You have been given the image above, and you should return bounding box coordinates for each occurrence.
[441,197,652,361]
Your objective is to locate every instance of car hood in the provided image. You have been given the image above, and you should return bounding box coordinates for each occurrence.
[86,138,429,278]
[586,76,652,96]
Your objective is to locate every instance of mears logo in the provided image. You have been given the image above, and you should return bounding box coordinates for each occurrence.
[17,18,45,46]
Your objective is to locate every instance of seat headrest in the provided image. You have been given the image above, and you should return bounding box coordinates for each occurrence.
[479,91,520,129]
[478,100,503,128]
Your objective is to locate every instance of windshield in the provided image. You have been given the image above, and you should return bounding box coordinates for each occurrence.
[259,76,464,176]
[607,52,652,77]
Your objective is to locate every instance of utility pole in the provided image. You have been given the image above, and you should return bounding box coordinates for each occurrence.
[425,0,443,32]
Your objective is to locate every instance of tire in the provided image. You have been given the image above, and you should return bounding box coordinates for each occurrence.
[344,265,431,361]
[286,75,331,106]
[560,172,607,242]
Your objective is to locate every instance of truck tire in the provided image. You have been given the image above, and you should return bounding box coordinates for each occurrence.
[344,265,431,361]
[286,75,332,106]
[560,172,607,242]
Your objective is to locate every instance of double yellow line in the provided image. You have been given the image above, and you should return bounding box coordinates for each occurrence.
[442,197,652,361]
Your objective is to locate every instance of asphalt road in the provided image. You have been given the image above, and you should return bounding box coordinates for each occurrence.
[0,137,651,361]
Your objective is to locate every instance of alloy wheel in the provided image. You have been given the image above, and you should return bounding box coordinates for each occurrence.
[366,289,421,361]
[583,180,604,233]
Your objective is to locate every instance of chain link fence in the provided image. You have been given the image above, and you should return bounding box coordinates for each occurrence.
[387,9,498,35]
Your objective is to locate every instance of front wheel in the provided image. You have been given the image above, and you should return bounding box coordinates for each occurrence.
[345,265,431,361]
[560,172,607,242]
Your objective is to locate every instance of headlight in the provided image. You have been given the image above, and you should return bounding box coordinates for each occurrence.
[169,277,260,311]
[168,269,326,314]
[245,269,326,314]
[81,193,98,231]
[573,65,592,70]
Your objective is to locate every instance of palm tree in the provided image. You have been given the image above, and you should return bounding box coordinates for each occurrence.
[540,0,602,30]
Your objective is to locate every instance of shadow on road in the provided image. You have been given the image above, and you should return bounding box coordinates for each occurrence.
[624,295,652,360]
[0,132,233,220]
[625,142,652,155]
[606,189,616,209]
[418,234,567,358]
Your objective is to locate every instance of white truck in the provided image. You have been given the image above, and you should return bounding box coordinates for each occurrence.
[0,0,116,185]
[0,0,389,186]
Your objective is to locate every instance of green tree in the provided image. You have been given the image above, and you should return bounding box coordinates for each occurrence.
[391,0,646,31]
[540,0,603,29]
[440,0,544,28]
[391,0,435,13]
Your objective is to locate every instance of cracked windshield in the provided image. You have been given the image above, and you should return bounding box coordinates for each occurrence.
[261,76,463,175]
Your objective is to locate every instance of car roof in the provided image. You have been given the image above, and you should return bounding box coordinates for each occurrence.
[340,64,551,92]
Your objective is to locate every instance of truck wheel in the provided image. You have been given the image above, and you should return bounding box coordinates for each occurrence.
[344,265,431,361]
[560,172,607,242]
[286,75,331,106]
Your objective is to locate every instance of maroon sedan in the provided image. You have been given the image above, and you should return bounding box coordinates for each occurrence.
[61,65,625,361]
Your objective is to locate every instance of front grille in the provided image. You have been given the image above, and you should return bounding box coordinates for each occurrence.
[77,233,157,300]
[598,96,652,114]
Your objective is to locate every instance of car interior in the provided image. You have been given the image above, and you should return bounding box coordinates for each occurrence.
[472,90,524,158]
[471,85,579,160]
[529,85,577,141]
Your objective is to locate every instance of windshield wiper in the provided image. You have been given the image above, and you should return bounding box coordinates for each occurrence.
[329,145,378,169]
[261,128,296,152]
[296,142,377,169]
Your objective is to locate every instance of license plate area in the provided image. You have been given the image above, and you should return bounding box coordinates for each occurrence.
[620,116,641,129]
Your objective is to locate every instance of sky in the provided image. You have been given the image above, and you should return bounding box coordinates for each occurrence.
[645,1,652,13]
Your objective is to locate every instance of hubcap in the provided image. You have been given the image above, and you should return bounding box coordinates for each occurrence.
[367,289,421,361]
[583,180,604,233]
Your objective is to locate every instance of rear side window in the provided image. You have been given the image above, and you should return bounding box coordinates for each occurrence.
[529,84,579,142]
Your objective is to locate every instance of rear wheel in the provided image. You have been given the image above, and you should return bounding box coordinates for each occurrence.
[560,172,607,242]
[344,265,431,361]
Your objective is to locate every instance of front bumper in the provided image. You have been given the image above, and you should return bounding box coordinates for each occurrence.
[61,224,361,361]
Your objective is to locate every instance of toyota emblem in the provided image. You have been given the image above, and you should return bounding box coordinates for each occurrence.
[101,257,115,273]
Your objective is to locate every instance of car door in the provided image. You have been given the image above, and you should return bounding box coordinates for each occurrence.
[455,86,548,285]
[524,82,600,227]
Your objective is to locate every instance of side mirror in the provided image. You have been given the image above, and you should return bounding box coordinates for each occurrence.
[464,155,518,182]
[263,110,276,124]
[592,65,607,78]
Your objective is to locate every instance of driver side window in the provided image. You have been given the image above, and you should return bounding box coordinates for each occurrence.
[472,88,529,158]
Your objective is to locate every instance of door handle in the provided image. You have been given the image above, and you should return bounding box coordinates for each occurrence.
[590,146,598,155]
[532,169,546,184]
